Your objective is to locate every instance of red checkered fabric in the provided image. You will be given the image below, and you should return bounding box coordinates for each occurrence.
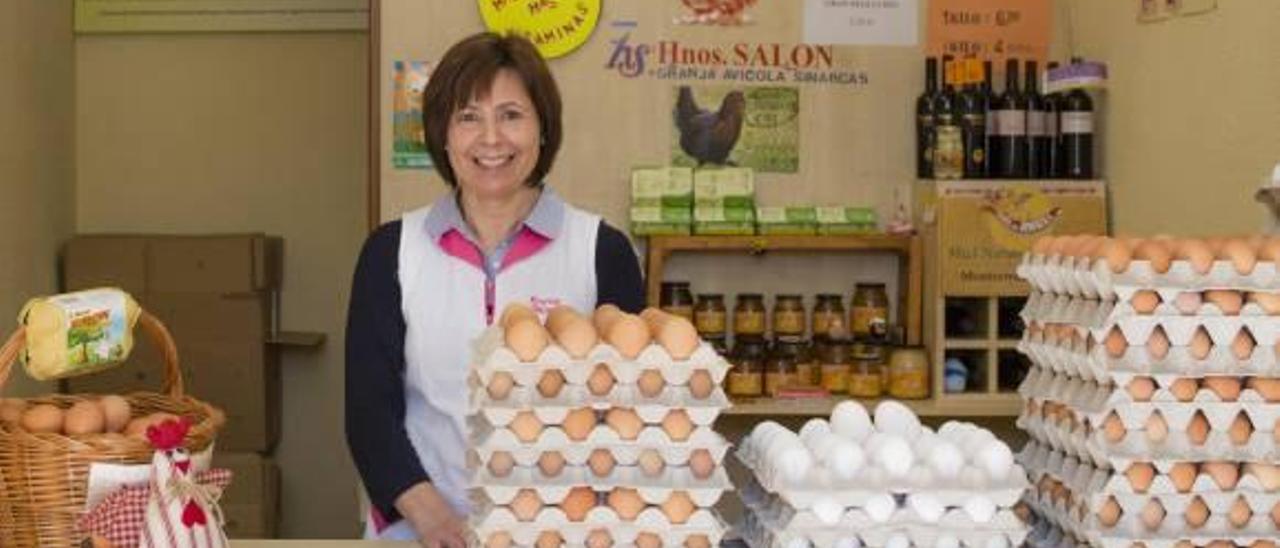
[78,469,232,548]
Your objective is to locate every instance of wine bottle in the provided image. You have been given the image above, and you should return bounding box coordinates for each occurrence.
[1024,60,1048,179]
[1043,61,1064,178]
[992,58,1028,178]
[916,57,939,179]
[960,59,987,178]
[932,59,963,179]
[1062,59,1095,179]
[982,60,997,177]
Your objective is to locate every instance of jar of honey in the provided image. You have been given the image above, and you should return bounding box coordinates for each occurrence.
[888,346,930,399]
[848,342,885,398]
[764,344,798,396]
[660,281,694,321]
[851,283,889,341]
[818,339,851,394]
[774,340,813,388]
[727,338,767,398]
[693,293,727,339]
[733,294,767,338]
[772,294,806,340]
[811,294,845,341]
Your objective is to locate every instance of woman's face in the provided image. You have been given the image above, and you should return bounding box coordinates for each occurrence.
[446,68,541,199]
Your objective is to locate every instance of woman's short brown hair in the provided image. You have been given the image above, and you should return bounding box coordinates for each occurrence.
[421,32,562,188]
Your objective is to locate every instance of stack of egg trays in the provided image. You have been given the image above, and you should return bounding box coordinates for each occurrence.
[733,437,1028,548]
[467,325,734,546]
[1016,253,1280,547]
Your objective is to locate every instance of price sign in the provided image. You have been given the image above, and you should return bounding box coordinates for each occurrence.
[925,0,1051,65]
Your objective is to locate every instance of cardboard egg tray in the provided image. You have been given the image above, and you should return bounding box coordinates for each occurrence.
[472,464,732,502]
[1022,519,1087,548]
[471,503,728,547]
[1021,291,1280,346]
[1016,254,1280,298]
[471,326,731,387]
[736,506,1028,548]
[1019,332,1280,384]
[471,387,728,428]
[472,423,731,465]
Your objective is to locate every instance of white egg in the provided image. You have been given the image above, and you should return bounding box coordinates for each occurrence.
[884,533,910,548]
[873,435,915,478]
[935,534,961,548]
[909,493,946,523]
[984,534,1010,548]
[817,436,865,480]
[768,442,813,483]
[785,538,810,548]
[864,493,897,523]
[908,465,936,488]
[975,440,1015,482]
[913,429,940,455]
[961,430,998,457]
[830,400,873,441]
[937,421,973,441]
[963,496,998,523]
[927,441,965,479]
[874,400,923,440]
[959,465,988,489]
[833,538,861,548]
[798,418,831,444]
[811,497,844,525]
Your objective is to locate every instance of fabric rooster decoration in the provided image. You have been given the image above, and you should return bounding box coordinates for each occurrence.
[79,418,231,548]
[675,85,747,166]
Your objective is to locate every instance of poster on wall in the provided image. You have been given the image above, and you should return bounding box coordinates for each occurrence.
[671,85,799,173]
[802,0,918,46]
[477,0,601,58]
[673,0,760,26]
[925,0,1052,65]
[392,61,433,170]
[74,0,367,33]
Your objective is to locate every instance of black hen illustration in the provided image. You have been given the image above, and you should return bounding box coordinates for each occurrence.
[675,86,747,166]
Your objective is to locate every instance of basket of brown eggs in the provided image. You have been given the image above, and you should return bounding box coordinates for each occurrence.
[0,304,224,547]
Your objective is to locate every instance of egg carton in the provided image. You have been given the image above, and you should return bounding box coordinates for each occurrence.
[471,504,727,546]
[1020,440,1280,497]
[1017,334,1280,385]
[471,464,732,502]
[737,506,1028,548]
[1022,304,1280,351]
[1016,254,1280,298]
[1021,520,1088,548]
[470,386,728,427]
[1021,289,1280,324]
[472,423,732,465]
[471,326,730,385]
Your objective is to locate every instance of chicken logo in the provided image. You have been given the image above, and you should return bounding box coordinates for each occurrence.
[675,0,758,26]
[674,85,746,166]
[980,186,1062,251]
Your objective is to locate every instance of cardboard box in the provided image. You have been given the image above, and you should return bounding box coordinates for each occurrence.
[756,207,818,235]
[182,339,281,453]
[629,222,692,236]
[631,166,693,209]
[629,206,693,224]
[694,167,755,209]
[213,452,280,538]
[62,236,150,297]
[62,234,281,295]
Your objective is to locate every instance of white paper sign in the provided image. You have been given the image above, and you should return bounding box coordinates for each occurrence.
[803,0,919,46]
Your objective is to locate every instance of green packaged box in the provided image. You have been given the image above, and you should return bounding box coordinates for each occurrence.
[630,206,693,224]
[755,206,816,235]
[815,206,878,225]
[694,206,754,223]
[631,166,693,208]
[693,167,755,209]
[693,221,756,236]
[630,222,692,236]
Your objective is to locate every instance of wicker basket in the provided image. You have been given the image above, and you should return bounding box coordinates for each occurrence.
[0,310,224,547]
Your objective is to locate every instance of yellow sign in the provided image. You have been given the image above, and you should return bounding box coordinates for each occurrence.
[477,0,601,59]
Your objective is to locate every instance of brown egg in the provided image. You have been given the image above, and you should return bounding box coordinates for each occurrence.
[1146,328,1170,360]
[506,319,550,361]
[1130,291,1161,314]
[1096,496,1122,527]
[607,487,646,520]
[510,489,543,521]
[1272,501,1280,527]
[1246,463,1280,491]
[1229,496,1254,528]
[1134,240,1173,273]
[661,491,696,524]
[1205,461,1240,490]
[1229,413,1255,445]
[1251,541,1277,548]
[1221,239,1258,275]
[98,395,131,433]
[1247,378,1280,401]
[1032,236,1055,256]
[1145,412,1169,443]
[537,370,566,399]
[1186,330,1212,362]
[1248,292,1280,315]
[486,531,514,548]
[637,369,666,398]
[562,407,598,441]
[1125,463,1157,493]
[1140,499,1166,531]
[554,317,599,359]
[1206,542,1234,548]
[487,372,516,400]
[684,535,712,548]
[586,364,616,396]
[588,448,617,477]
[0,398,27,425]
[1100,239,1133,273]
[562,486,597,522]
[593,304,623,331]
[509,411,544,443]
[661,410,694,442]
[1205,290,1244,315]
[1049,483,1069,506]
[1104,328,1128,357]
[1233,330,1257,359]
[1176,239,1215,274]
[638,448,666,477]
[502,303,538,328]
[1170,379,1200,403]
[1127,377,1157,402]
[688,449,715,480]
[535,531,563,548]
[634,533,663,548]
[488,451,516,477]
[1205,377,1242,401]
[1184,496,1210,528]
[1103,412,1127,443]
[64,400,106,436]
[1169,463,1199,492]
[607,314,652,359]
[1175,291,1205,315]
[656,317,699,360]
[20,404,64,434]
[1187,411,1211,445]
[604,408,644,440]
[687,370,714,400]
[538,451,567,477]
[586,530,613,548]
[1260,237,1280,262]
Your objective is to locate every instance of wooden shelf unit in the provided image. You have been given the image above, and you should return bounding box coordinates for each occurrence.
[644,234,923,345]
